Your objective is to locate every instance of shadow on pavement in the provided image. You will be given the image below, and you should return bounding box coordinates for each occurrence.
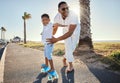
[33,72,58,83]
[47,79,58,83]
[33,73,47,83]
[87,53,120,83]
[88,64,120,83]
[0,47,5,60]
[0,44,7,60]
[61,67,74,83]
[75,51,120,83]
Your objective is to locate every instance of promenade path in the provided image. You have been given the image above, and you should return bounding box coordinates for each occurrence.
[4,43,100,83]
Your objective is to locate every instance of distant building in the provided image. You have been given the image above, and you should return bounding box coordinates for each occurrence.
[12,36,21,43]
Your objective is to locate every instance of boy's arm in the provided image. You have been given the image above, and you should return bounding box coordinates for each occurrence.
[52,24,58,35]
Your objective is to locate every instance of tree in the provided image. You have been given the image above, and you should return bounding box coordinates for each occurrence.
[22,12,31,44]
[0,27,6,40]
[78,0,93,50]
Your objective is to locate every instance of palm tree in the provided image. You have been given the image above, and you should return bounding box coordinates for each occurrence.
[22,12,31,44]
[78,0,93,50]
[0,27,6,40]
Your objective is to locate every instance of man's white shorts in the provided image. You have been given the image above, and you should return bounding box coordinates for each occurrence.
[64,25,80,62]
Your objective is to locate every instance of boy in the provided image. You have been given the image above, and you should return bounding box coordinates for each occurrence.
[41,14,57,74]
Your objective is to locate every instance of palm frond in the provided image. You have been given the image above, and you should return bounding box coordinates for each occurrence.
[22,12,31,20]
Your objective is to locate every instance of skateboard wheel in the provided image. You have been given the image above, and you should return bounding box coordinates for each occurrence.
[48,75,52,80]
[41,68,45,73]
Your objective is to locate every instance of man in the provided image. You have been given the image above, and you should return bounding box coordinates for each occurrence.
[47,1,80,72]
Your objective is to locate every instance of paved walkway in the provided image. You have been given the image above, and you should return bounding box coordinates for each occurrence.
[4,43,100,83]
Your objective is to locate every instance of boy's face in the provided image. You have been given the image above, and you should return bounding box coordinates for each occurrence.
[42,17,50,26]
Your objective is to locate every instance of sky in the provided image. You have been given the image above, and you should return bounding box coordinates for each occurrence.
[0,0,120,41]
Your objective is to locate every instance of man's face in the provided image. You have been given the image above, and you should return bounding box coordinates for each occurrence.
[58,4,69,17]
[42,17,50,26]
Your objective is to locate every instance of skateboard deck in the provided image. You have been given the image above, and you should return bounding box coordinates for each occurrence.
[48,70,59,81]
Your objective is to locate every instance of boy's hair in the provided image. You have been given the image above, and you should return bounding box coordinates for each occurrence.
[41,14,49,19]
[58,1,67,8]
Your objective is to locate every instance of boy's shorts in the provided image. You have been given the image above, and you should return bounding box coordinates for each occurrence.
[44,44,53,60]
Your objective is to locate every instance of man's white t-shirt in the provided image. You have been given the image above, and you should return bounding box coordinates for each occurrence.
[42,23,53,44]
[54,10,80,36]
[54,11,80,62]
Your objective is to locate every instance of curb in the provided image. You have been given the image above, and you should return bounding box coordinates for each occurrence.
[0,45,7,83]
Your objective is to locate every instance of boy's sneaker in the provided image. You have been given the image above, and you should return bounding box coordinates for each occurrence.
[41,64,50,73]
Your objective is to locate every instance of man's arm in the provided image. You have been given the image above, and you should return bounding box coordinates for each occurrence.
[57,24,76,41]
[40,32,43,35]
[52,23,68,35]
[47,24,77,43]
[57,23,68,27]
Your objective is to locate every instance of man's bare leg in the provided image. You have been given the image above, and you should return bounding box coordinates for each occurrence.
[63,57,68,67]
[66,62,74,72]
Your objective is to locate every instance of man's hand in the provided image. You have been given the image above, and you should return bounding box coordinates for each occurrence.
[46,36,58,44]
[54,23,68,27]
[48,24,77,43]
[40,32,42,35]
[53,23,59,27]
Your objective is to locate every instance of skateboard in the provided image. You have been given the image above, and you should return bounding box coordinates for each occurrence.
[41,64,50,73]
[48,70,59,81]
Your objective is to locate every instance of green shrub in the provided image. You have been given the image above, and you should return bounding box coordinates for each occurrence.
[101,50,120,71]
[110,51,120,61]
[53,49,65,56]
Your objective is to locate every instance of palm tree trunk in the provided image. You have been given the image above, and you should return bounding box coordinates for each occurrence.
[24,19,27,44]
[78,0,93,50]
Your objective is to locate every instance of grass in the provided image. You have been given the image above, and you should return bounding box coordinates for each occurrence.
[19,41,65,56]
[53,43,65,56]
[94,42,120,54]
[19,41,120,71]
[19,41,44,51]
[100,52,120,71]
[93,42,120,71]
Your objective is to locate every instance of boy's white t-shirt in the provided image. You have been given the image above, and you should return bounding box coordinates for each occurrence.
[54,10,80,36]
[42,23,53,44]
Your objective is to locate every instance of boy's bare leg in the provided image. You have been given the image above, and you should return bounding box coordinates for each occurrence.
[45,57,49,66]
[63,57,68,67]
[49,59,55,70]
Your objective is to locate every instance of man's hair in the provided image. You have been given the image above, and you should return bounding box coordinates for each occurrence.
[58,1,67,8]
[41,14,49,19]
